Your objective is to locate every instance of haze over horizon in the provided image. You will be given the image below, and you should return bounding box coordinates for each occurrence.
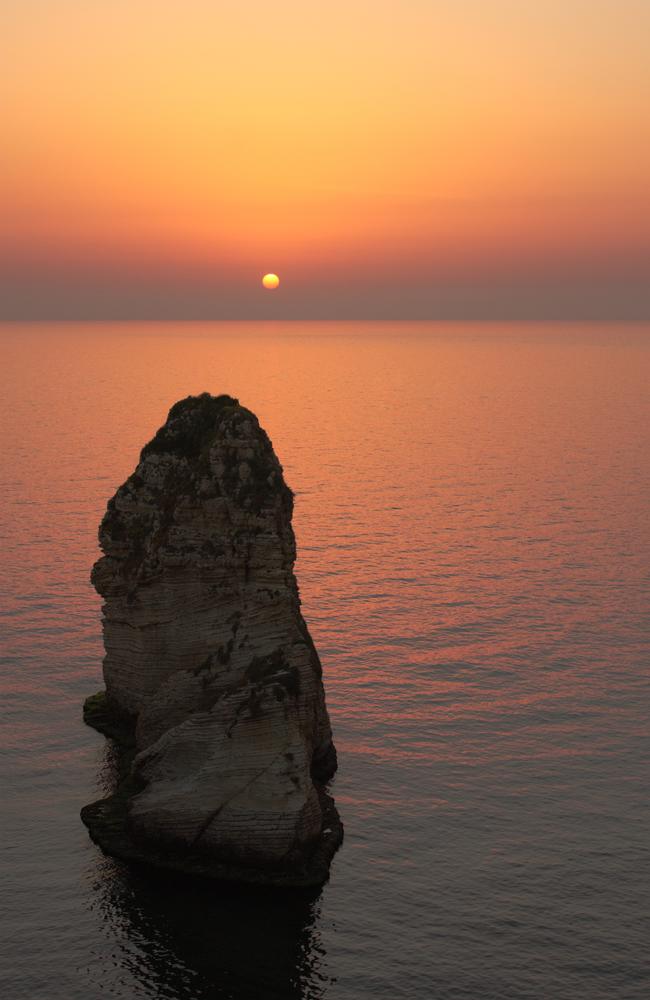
[2,0,649,320]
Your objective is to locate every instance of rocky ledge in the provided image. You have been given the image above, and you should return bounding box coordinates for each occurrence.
[81,393,342,887]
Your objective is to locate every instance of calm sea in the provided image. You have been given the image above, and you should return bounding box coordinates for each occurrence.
[1,322,649,1000]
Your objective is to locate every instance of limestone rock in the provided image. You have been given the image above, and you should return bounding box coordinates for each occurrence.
[81,393,342,886]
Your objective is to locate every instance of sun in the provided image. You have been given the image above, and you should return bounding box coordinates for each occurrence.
[262,273,280,290]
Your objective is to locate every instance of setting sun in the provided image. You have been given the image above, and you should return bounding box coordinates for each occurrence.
[262,273,280,290]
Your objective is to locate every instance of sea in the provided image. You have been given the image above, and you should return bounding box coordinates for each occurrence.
[1,321,649,1000]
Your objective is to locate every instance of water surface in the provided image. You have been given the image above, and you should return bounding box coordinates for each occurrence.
[1,322,649,999]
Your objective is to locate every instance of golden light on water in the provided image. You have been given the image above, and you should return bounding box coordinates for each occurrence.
[262,273,280,290]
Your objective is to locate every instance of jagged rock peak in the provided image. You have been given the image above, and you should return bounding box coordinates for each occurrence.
[81,393,342,887]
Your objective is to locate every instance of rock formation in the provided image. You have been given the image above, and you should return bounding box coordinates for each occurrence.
[81,393,342,886]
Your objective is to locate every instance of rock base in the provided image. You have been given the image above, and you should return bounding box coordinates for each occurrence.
[82,692,343,888]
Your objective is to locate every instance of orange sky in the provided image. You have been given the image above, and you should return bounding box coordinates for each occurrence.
[2,0,649,318]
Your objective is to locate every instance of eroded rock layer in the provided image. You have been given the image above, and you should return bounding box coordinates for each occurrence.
[81,393,341,886]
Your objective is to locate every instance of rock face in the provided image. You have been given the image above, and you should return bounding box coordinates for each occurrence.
[81,394,342,886]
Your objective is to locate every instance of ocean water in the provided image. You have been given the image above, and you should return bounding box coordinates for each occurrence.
[1,321,649,1000]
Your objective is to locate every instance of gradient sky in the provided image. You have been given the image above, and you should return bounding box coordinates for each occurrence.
[2,0,649,319]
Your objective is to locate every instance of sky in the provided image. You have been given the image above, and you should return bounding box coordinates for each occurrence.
[2,0,649,319]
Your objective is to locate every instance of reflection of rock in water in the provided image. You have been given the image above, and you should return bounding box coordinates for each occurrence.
[90,743,330,1000]
[82,394,342,887]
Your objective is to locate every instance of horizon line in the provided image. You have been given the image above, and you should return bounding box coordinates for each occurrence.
[2,315,649,325]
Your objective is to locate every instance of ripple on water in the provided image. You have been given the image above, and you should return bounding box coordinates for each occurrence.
[1,321,649,999]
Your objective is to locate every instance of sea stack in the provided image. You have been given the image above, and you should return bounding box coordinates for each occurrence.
[81,394,342,887]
